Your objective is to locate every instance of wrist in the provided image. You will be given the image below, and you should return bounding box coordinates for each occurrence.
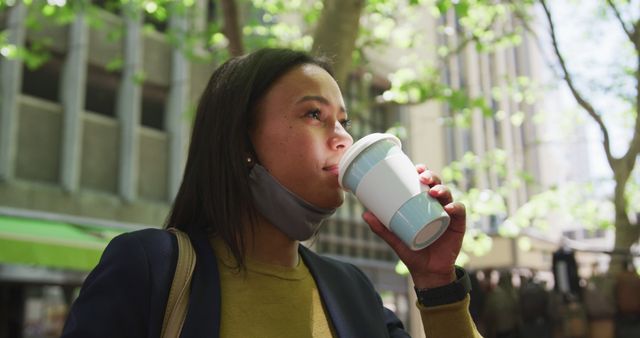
[411,268,456,289]
[414,266,471,307]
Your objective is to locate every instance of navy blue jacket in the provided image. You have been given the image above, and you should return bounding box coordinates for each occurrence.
[61,228,409,338]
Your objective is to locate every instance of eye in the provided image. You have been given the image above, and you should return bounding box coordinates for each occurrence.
[340,118,352,130]
[306,108,322,120]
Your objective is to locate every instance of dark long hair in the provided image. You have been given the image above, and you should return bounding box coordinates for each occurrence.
[165,48,333,267]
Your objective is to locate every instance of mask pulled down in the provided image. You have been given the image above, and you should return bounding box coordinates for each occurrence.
[249,164,336,241]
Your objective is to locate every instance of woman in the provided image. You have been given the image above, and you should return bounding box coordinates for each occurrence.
[62,48,481,337]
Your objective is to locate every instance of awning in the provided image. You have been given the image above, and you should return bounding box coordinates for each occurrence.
[0,215,123,272]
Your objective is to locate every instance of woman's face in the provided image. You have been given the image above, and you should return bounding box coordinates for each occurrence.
[251,64,353,209]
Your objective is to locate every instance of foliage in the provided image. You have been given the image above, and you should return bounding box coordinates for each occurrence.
[4,0,637,268]
[0,0,532,263]
[508,182,615,232]
[242,0,319,51]
[374,0,638,271]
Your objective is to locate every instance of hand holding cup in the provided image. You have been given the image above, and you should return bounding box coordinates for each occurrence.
[338,133,466,288]
[364,165,466,288]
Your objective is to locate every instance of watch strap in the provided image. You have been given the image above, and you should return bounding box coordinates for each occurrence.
[414,266,471,307]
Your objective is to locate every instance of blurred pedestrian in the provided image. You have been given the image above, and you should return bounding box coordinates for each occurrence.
[614,257,640,338]
[483,270,520,338]
[552,241,581,301]
[519,274,552,338]
[583,263,615,338]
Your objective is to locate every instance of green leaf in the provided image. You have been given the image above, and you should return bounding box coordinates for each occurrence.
[0,44,18,59]
[105,57,123,72]
[42,5,56,16]
[133,70,146,84]
[510,111,525,126]
[454,1,470,18]
[435,0,451,15]
[395,260,409,276]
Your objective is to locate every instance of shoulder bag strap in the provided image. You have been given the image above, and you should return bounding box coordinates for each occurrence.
[161,228,197,338]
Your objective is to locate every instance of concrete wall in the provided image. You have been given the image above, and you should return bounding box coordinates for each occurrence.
[87,12,122,69]
[466,235,556,271]
[80,113,119,194]
[0,7,216,226]
[15,97,62,183]
[0,181,169,227]
[2,96,171,225]
[26,13,68,53]
[138,127,168,202]
[404,102,448,172]
[142,31,171,86]
[189,62,215,106]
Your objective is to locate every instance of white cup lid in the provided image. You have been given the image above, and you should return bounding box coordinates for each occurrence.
[338,133,402,187]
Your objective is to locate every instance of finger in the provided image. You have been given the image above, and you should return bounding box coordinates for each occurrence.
[415,164,427,174]
[428,184,453,206]
[443,202,466,234]
[419,169,442,187]
[362,211,415,257]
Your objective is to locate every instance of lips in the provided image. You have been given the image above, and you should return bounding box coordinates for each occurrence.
[323,165,340,176]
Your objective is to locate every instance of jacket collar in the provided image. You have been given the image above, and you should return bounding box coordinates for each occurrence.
[299,246,390,338]
[181,237,388,338]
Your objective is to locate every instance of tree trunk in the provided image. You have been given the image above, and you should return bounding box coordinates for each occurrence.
[311,0,365,86]
[610,164,640,274]
[612,218,638,274]
[220,0,244,57]
[540,0,640,274]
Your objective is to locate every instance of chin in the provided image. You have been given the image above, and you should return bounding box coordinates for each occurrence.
[305,188,345,209]
[320,190,345,209]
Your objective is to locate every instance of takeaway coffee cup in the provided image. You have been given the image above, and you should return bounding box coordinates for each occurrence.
[338,133,450,250]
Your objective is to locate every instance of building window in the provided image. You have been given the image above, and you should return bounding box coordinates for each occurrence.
[563,229,607,240]
[92,0,121,13]
[0,11,7,30]
[91,0,121,15]
[141,83,167,130]
[85,64,119,117]
[144,14,168,33]
[21,52,64,103]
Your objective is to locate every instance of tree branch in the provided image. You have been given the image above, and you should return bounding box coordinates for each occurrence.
[539,0,615,166]
[605,0,635,42]
[442,14,499,63]
[311,0,365,86]
[604,1,640,170]
[220,0,244,57]
[624,53,640,168]
[442,34,476,62]
[511,10,563,80]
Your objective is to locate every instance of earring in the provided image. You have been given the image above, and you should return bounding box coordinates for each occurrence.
[245,156,254,168]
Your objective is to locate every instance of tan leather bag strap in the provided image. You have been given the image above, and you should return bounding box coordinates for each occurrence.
[161,228,196,338]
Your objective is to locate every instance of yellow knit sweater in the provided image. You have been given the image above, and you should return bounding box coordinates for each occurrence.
[213,240,481,338]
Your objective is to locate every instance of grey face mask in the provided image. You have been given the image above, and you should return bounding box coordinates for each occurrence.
[249,164,336,241]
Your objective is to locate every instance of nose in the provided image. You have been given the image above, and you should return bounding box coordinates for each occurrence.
[330,121,353,151]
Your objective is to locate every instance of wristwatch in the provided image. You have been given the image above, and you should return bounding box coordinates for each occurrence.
[414,266,471,307]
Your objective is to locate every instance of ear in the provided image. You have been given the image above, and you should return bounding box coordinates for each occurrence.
[245,133,260,168]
